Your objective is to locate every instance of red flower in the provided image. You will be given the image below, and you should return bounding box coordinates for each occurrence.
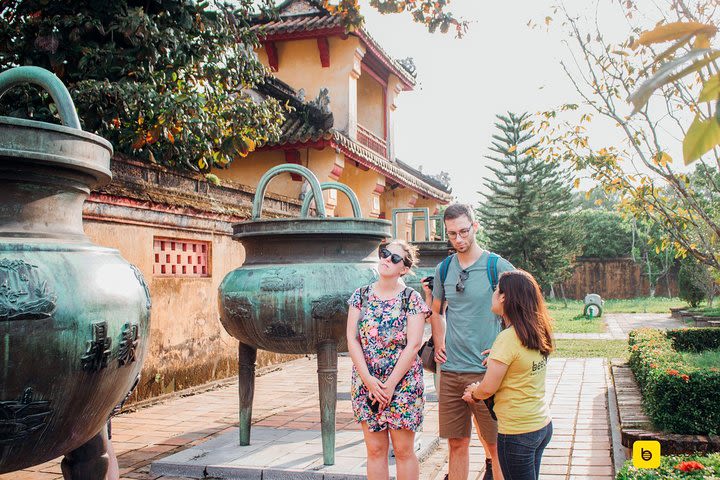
[681,374,690,382]
[666,369,679,376]
[676,460,704,472]
[632,345,639,351]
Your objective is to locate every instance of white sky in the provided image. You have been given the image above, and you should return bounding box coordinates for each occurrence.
[359,0,690,204]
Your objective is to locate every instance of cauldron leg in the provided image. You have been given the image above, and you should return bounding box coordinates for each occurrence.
[60,425,111,480]
[238,342,257,446]
[317,340,337,466]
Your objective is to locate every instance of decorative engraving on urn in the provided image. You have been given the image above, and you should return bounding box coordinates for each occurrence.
[0,387,52,445]
[0,259,57,321]
[81,322,112,372]
[260,273,304,292]
[118,323,139,366]
[311,295,348,320]
[222,295,253,323]
[263,322,297,338]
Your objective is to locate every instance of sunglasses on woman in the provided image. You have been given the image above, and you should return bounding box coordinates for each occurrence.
[379,247,410,267]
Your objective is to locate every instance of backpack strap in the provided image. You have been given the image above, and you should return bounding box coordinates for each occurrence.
[361,286,413,312]
[401,287,413,312]
[358,285,371,311]
[487,253,500,292]
[438,254,455,312]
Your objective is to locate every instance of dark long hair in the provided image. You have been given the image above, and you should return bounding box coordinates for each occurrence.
[498,270,554,356]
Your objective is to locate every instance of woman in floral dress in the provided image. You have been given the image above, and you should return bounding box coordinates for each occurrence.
[346,240,430,480]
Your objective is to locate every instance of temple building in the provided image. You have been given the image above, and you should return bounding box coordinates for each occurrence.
[231,0,452,239]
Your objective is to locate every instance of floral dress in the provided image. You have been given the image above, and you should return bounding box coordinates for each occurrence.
[348,284,430,432]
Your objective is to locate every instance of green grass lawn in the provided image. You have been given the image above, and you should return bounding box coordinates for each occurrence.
[679,348,720,369]
[546,299,605,333]
[547,297,687,334]
[602,297,686,314]
[553,339,629,360]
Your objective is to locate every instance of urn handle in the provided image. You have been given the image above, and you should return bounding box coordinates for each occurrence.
[300,181,362,218]
[252,164,326,220]
[391,207,430,240]
[0,66,81,130]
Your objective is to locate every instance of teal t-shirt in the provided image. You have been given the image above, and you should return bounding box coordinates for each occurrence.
[432,251,514,373]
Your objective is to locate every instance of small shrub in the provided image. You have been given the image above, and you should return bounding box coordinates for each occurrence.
[667,329,720,352]
[616,452,720,479]
[628,328,720,435]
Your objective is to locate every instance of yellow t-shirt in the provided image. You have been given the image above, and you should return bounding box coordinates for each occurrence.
[488,326,551,435]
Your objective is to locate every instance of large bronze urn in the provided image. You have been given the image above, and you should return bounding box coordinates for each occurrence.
[0,67,151,476]
[219,164,391,465]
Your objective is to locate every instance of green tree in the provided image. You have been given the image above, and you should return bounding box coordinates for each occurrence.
[322,0,466,36]
[478,112,581,292]
[631,218,678,297]
[575,209,633,258]
[678,256,714,307]
[539,1,720,275]
[0,0,286,175]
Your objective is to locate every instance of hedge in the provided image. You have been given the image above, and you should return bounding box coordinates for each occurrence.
[628,328,720,435]
[667,328,720,352]
[616,452,720,479]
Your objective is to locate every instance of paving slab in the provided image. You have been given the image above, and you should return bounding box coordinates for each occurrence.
[151,427,438,479]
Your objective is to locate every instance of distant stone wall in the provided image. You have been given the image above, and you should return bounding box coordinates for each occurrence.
[560,257,678,300]
[83,156,302,404]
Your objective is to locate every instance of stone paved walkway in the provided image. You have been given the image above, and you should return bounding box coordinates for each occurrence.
[4,357,613,480]
[554,312,685,341]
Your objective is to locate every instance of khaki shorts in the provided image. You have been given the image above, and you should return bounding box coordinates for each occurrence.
[439,370,498,442]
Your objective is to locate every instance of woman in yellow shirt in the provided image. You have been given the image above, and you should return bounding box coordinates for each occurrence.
[462,270,554,480]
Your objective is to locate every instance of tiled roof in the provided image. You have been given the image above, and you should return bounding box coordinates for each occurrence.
[273,113,334,145]
[254,13,343,36]
[254,76,334,146]
[395,159,452,194]
[330,132,452,201]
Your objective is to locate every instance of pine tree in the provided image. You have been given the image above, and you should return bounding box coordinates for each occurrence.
[478,112,581,292]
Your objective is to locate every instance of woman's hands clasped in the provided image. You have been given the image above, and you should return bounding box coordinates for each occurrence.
[365,376,391,410]
[365,376,399,412]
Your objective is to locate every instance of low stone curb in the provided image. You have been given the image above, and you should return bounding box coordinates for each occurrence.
[606,359,628,475]
[611,363,720,454]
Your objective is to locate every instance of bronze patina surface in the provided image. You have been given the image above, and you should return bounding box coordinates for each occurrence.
[0,66,150,476]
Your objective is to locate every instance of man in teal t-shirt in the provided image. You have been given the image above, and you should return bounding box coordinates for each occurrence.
[430,204,514,480]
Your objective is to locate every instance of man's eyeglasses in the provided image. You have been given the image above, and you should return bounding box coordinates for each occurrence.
[447,226,473,240]
[379,247,409,267]
[456,270,469,292]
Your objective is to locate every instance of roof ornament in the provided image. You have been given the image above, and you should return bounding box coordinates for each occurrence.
[397,57,417,78]
[429,171,451,188]
[309,88,331,115]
